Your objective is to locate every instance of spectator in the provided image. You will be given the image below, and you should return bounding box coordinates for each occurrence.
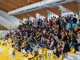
[72,15,77,28]
[5,14,79,58]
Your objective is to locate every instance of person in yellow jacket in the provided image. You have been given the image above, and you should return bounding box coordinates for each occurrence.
[19,21,23,25]
[53,19,55,24]
[24,21,26,25]
[18,21,23,29]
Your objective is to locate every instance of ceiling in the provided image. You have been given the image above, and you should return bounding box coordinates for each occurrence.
[0,0,80,20]
[0,0,41,12]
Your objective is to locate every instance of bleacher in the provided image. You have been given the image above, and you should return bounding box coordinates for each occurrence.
[0,0,80,60]
[0,39,80,60]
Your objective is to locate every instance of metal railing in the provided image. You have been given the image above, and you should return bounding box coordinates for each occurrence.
[0,40,63,60]
[0,24,19,30]
[0,40,23,60]
[0,24,19,39]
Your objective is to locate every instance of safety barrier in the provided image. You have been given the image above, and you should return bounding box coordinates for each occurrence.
[0,41,23,60]
[31,53,44,60]
[31,49,63,60]
[0,24,19,30]
[0,45,13,60]
[24,48,46,59]
[26,48,48,60]
[0,47,23,60]
[0,40,12,48]
[0,40,63,60]
[67,48,75,54]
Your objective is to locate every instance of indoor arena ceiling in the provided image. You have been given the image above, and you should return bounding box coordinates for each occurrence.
[0,0,80,20]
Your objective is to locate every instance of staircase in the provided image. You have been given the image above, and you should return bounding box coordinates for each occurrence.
[63,52,80,60]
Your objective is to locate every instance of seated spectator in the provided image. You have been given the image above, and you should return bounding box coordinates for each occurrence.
[54,47,60,58]
[4,14,79,58]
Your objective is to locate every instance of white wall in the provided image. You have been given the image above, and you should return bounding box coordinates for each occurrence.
[47,11,59,20]
[0,10,21,29]
[0,16,12,29]
[36,13,45,20]
[23,18,27,23]
[0,10,20,24]
[29,16,35,22]
[0,16,18,29]
[61,12,74,16]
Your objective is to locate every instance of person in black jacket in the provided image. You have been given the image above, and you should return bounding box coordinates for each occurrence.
[72,15,77,28]
[69,35,78,47]
[54,47,60,58]
[63,41,70,58]
[61,33,67,41]
[63,41,70,53]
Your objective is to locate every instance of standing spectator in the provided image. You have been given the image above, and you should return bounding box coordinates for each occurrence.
[72,15,77,28]
[49,20,52,26]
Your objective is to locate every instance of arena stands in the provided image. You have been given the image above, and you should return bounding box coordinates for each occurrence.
[0,0,80,60]
[0,14,80,60]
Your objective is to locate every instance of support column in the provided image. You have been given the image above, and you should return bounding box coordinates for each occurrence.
[79,6,80,15]
[60,10,62,17]
[78,5,80,23]
[29,16,30,20]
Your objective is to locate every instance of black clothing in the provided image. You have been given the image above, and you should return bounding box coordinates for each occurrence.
[56,20,60,25]
[63,44,70,53]
[62,36,67,41]
[72,38,78,43]
[54,50,60,57]
[73,18,77,23]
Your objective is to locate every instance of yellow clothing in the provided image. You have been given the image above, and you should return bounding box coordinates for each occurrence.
[53,20,55,23]
[19,22,23,25]
[24,22,26,24]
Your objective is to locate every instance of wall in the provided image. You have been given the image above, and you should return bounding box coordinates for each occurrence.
[0,10,20,24]
[0,10,21,29]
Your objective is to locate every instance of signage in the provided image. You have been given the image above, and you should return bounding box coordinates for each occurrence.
[47,51,52,57]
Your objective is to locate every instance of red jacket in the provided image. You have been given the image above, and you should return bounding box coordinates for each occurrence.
[32,21,34,25]
[49,21,52,26]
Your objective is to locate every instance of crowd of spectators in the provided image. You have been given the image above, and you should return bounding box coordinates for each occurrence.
[5,14,80,58]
